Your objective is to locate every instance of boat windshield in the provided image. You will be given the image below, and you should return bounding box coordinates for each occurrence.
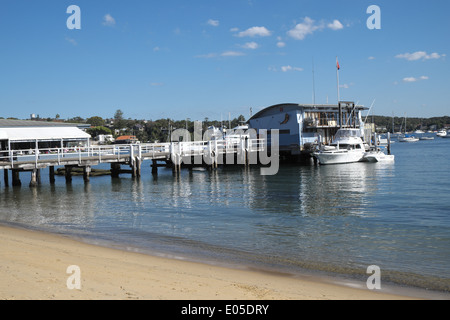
[330,143,362,150]
[335,129,362,139]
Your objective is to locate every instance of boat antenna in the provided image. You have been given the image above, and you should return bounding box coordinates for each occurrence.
[364,99,376,123]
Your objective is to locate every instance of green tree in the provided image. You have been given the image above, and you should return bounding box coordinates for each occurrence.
[86,126,112,138]
[113,109,125,129]
[86,116,104,127]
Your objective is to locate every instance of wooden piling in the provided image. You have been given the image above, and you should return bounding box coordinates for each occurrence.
[64,165,73,184]
[135,157,141,178]
[83,166,91,182]
[29,169,38,188]
[3,169,9,187]
[12,169,21,187]
[111,163,121,178]
[151,160,158,175]
[49,166,55,184]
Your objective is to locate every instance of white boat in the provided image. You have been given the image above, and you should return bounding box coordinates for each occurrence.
[399,135,419,142]
[442,132,450,139]
[362,149,395,162]
[398,113,419,142]
[419,136,434,140]
[437,130,448,137]
[313,128,366,165]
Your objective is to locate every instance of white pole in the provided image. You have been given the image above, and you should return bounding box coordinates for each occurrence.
[336,57,340,103]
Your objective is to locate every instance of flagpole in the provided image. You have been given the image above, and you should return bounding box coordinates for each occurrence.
[336,57,340,103]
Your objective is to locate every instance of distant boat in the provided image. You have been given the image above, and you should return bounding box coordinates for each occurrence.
[419,136,434,141]
[398,113,419,142]
[442,132,450,139]
[437,130,448,137]
[399,135,419,142]
[313,128,366,165]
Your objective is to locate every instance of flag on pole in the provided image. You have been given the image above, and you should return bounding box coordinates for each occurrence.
[336,58,340,70]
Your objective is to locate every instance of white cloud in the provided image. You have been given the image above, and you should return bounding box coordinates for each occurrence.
[368,56,376,60]
[221,51,245,57]
[287,17,319,40]
[237,26,272,37]
[65,36,77,46]
[102,14,116,27]
[195,53,218,59]
[328,20,344,30]
[402,76,429,82]
[207,19,219,27]
[281,65,303,72]
[395,51,445,61]
[241,42,259,50]
[276,36,286,48]
[287,17,344,40]
[195,51,246,58]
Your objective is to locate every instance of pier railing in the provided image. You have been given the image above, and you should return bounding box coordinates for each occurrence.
[0,138,266,169]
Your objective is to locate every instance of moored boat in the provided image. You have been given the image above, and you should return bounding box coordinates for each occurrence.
[313,128,366,165]
[437,130,447,137]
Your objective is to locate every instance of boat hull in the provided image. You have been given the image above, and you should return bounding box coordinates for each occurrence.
[313,151,365,165]
[362,152,395,163]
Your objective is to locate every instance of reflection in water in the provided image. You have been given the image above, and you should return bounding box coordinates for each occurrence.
[0,160,448,292]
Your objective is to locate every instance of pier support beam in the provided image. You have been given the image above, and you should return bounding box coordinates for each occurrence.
[83,166,91,183]
[12,169,21,187]
[4,169,9,187]
[111,163,121,178]
[29,169,38,188]
[131,158,141,178]
[64,165,73,184]
[151,160,158,175]
[49,166,55,184]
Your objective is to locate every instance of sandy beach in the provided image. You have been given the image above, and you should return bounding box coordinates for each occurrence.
[0,224,422,300]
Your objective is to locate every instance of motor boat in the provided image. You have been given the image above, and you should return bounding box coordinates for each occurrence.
[313,128,366,165]
[419,136,434,140]
[362,148,395,163]
[437,130,447,137]
[398,135,419,142]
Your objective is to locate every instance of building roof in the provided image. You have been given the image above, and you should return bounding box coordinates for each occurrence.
[0,127,91,142]
[248,103,368,121]
[116,135,137,141]
[0,119,82,128]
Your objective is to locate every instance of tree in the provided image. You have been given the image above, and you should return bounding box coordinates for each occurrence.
[86,116,104,127]
[113,109,125,129]
[86,126,112,138]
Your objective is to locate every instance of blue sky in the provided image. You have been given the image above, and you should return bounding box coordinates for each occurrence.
[0,0,448,121]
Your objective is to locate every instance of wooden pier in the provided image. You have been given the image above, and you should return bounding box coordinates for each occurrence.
[0,139,266,187]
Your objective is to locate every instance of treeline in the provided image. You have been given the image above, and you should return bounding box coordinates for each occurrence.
[43,110,247,143]
[368,115,450,133]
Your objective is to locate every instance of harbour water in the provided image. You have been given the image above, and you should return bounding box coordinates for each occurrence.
[1,137,449,298]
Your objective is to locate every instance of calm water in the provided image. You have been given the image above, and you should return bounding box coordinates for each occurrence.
[1,137,449,296]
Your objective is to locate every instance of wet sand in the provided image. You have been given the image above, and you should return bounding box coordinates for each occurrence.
[0,224,420,300]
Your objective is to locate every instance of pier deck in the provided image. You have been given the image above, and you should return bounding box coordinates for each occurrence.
[0,139,265,186]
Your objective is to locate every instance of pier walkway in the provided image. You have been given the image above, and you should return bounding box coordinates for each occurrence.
[0,139,266,187]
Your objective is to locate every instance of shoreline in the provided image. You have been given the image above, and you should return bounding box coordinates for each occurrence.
[0,224,433,300]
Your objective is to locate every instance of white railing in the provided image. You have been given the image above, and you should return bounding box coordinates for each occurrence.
[0,139,266,168]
